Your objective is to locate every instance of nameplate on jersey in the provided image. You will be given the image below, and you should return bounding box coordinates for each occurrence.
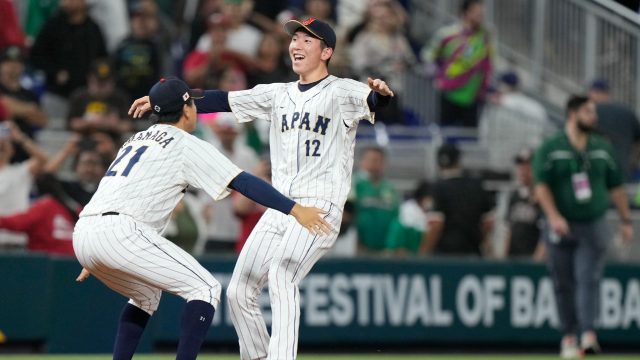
[281,111,331,135]
[123,129,175,149]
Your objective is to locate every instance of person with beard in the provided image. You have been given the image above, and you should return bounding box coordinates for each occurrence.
[533,95,633,358]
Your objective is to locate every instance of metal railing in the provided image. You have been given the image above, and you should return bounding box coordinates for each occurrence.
[415,0,640,113]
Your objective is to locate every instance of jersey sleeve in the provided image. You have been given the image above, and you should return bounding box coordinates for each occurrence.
[337,79,374,128]
[182,136,243,201]
[228,83,284,123]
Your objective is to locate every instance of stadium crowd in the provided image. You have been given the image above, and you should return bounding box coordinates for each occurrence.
[0,0,637,266]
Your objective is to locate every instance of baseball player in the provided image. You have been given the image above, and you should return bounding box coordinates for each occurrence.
[129,18,394,360]
[74,77,331,360]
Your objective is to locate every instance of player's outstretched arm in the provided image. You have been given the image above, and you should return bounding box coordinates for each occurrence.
[229,172,332,235]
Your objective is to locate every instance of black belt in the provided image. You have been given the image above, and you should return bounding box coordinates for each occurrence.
[102,212,120,216]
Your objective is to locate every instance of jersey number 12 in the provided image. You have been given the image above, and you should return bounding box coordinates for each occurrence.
[304,139,320,157]
[105,145,148,177]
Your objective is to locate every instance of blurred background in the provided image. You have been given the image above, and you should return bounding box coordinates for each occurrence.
[1,0,640,356]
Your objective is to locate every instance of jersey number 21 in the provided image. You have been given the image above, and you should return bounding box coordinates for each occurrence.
[105,145,148,177]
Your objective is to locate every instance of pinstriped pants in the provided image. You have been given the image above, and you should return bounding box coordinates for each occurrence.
[73,214,221,315]
[227,198,342,360]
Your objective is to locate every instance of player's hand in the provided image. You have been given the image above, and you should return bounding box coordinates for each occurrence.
[128,96,151,119]
[75,268,91,282]
[367,77,394,97]
[549,214,569,237]
[290,204,332,236]
[620,223,633,245]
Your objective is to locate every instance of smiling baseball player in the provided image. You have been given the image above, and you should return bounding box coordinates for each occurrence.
[75,77,331,360]
[129,18,394,360]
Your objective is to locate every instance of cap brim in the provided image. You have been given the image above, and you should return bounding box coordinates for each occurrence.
[189,89,205,99]
[284,20,324,41]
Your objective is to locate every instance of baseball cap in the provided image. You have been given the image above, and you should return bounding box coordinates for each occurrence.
[284,17,336,49]
[0,45,24,63]
[514,148,533,164]
[90,59,114,81]
[500,71,519,87]
[149,77,204,115]
[590,78,610,92]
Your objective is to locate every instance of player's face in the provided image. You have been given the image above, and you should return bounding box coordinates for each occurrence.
[575,101,597,132]
[289,31,329,75]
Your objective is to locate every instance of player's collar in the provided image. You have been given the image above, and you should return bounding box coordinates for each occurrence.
[297,74,330,92]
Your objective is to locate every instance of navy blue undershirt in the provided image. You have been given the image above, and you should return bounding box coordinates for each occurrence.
[228,171,295,215]
[195,79,391,113]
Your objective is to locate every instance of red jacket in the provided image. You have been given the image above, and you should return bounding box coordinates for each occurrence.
[0,196,77,256]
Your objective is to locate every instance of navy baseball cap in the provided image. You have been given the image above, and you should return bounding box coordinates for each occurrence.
[590,78,610,92]
[149,77,204,115]
[284,17,336,49]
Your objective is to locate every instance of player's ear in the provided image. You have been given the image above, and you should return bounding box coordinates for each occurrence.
[321,47,333,61]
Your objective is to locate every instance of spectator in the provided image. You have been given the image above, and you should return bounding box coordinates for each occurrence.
[419,143,495,256]
[247,32,296,87]
[0,175,80,257]
[503,149,544,260]
[496,71,548,123]
[0,45,48,162]
[195,0,263,59]
[479,71,551,173]
[187,0,223,51]
[87,0,129,53]
[350,0,415,124]
[385,181,432,256]
[422,0,493,127]
[30,0,107,119]
[303,0,334,24]
[112,3,162,100]
[199,113,259,253]
[232,156,271,253]
[44,135,108,206]
[183,15,249,89]
[88,130,118,160]
[533,95,633,358]
[67,59,132,137]
[0,121,48,248]
[353,146,400,253]
[588,78,640,181]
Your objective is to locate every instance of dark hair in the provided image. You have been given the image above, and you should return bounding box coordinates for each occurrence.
[437,143,461,168]
[566,95,590,117]
[72,148,101,171]
[150,98,193,124]
[413,181,432,200]
[460,0,482,14]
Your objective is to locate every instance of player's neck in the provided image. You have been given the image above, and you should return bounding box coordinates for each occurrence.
[298,68,329,84]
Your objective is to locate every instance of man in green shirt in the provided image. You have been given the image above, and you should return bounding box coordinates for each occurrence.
[353,146,399,253]
[533,95,633,358]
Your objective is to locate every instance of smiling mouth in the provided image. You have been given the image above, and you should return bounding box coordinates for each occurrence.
[293,54,305,62]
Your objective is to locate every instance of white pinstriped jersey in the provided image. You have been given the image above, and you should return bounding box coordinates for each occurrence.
[80,123,242,233]
[228,75,373,209]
